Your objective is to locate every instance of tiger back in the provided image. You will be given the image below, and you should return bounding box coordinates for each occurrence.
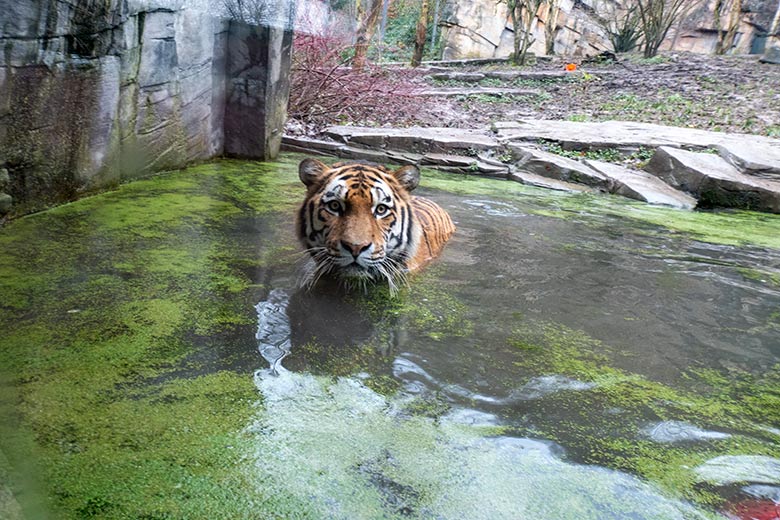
[297,158,454,290]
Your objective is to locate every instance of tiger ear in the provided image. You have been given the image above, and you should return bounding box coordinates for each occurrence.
[299,158,329,187]
[392,165,420,192]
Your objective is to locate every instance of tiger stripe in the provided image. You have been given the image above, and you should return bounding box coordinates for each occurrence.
[296,159,455,290]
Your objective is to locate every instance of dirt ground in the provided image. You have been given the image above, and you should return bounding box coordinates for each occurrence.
[408,52,780,138]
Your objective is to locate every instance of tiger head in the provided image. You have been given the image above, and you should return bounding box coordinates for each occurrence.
[296,158,422,289]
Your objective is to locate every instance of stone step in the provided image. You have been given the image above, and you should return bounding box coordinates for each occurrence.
[281,135,506,175]
[645,147,780,213]
[286,124,780,213]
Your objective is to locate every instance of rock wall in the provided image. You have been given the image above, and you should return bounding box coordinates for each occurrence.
[0,0,293,216]
[440,0,779,60]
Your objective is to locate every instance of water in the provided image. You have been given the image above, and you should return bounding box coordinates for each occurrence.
[251,186,780,519]
[1,157,779,518]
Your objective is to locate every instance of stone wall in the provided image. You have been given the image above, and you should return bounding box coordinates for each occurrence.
[440,0,779,60]
[0,0,292,216]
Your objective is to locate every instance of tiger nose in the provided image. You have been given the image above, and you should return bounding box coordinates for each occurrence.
[341,240,371,258]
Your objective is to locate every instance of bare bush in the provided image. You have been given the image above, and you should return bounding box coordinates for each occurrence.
[288,30,421,130]
[636,0,702,58]
[593,0,642,53]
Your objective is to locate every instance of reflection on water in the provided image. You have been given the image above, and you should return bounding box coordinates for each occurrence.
[253,187,780,519]
[251,367,711,519]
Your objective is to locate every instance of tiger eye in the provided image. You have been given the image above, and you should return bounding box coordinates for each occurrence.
[375,204,389,216]
[326,200,341,213]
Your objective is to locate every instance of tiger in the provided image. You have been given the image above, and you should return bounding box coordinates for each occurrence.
[296,158,455,292]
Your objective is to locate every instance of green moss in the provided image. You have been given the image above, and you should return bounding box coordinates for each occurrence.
[420,168,780,249]
[353,271,474,341]
[0,156,312,518]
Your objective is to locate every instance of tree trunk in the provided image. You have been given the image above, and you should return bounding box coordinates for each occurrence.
[379,0,390,42]
[544,0,560,56]
[353,0,383,70]
[431,0,441,55]
[411,0,430,67]
[509,2,522,65]
[722,0,742,53]
[714,0,725,54]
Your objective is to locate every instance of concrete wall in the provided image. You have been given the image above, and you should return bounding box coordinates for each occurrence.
[0,0,292,216]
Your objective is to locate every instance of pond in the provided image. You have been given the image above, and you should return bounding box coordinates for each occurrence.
[0,155,778,519]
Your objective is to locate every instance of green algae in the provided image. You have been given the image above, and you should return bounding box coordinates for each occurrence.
[0,157,308,518]
[506,317,780,507]
[420,169,780,250]
[353,272,474,342]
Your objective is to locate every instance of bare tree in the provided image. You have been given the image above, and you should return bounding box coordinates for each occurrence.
[501,0,544,65]
[411,0,430,67]
[635,0,701,58]
[714,0,743,54]
[542,0,561,55]
[593,0,643,53]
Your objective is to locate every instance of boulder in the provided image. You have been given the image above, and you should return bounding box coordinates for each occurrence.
[714,144,780,180]
[645,146,780,212]
[760,45,780,65]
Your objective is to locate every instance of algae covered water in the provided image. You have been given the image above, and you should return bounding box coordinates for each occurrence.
[1,156,779,519]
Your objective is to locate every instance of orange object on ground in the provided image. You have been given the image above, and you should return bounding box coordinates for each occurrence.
[565,63,577,71]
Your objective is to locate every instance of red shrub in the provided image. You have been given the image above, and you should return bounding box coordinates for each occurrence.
[288,30,422,130]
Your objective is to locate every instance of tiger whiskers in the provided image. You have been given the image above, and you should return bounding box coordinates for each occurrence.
[375,256,409,295]
[297,247,334,290]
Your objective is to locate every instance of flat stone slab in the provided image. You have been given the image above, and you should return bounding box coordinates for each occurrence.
[429,72,486,83]
[645,146,780,213]
[420,153,509,176]
[509,170,597,193]
[585,159,697,209]
[290,124,780,213]
[495,120,780,178]
[325,126,498,154]
[429,70,611,82]
[418,87,541,97]
[509,145,610,190]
